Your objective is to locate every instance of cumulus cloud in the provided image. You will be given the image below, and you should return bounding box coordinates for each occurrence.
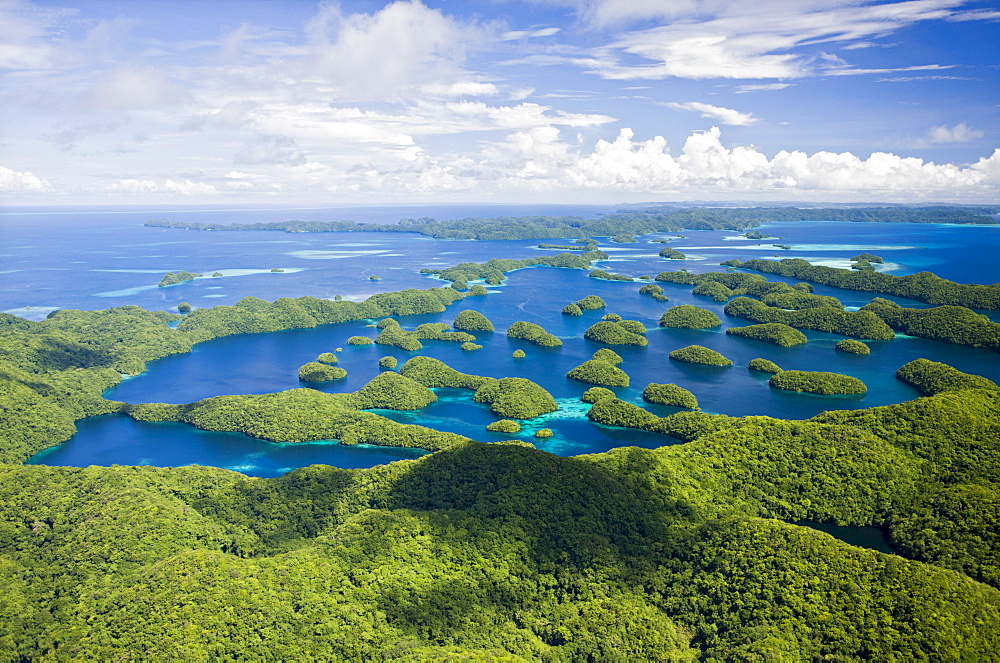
[0,165,50,192]
[164,179,217,195]
[928,122,984,144]
[665,101,756,125]
[305,1,489,99]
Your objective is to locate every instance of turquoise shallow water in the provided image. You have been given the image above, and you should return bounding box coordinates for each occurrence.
[3,205,998,477]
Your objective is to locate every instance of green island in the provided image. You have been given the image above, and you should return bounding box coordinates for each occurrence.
[157,270,202,287]
[452,309,494,332]
[567,359,631,387]
[659,247,686,260]
[591,348,623,365]
[512,348,526,358]
[658,304,721,329]
[561,302,583,315]
[726,322,808,347]
[729,257,1000,310]
[507,321,562,347]
[769,370,868,395]
[642,383,699,409]
[420,251,607,288]
[486,419,521,433]
[583,320,648,346]
[610,234,636,243]
[852,253,885,263]
[316,352,338,364]
[298,362,347,382]
[724,296,895,340]
[534,428,553,438]
[669,345,733,366]
[835,339,871,354]
[472,377,559,419]
[748,357,783,373]
[177,302,192,313]
[576,294,606,310]
[589,269,634,281]
[378,356,398,369]
[861,298,1000,352]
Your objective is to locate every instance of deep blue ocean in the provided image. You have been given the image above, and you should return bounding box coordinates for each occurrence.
[3,204,998,478]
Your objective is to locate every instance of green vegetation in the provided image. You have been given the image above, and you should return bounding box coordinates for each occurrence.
[453,310,494,332]
[773,244,792,250]
[461,342,482,351]
[748,358,783,374]
[378,356,398,369]
[158,271,202,287]
[692,280,735,301]
[566,359,630,387]
[3,354,1000,658]
[589,269,633,281]
[129,387,465,451]
[591,348,623,365]
[486,419,521,433]
[669,345,733,366]
[177,302,192,314]
[895,358,997,396]
[421,251,607,287]
[852,253,884,263]
[583,320,648,347]
[350,371,437,410]
[399,357,492,391]
[538,243,588,250]
[467,284,488,296]
[472,377,558,419]
[347,336,373,345]
[316,352,338,364]
[835,339,871,354]
[576,295,605,310]
[735,257,1000,309]
[638,283,664,297]
[852,260,876,271]
[769,370,867,395]
[861,298,1000,351]
[212,271,222,277]
[658,304,721,329]
[611,234,635,243]
[369,274,380,280]
[744,230,773,239]
[642,383,698,409]
[270,268,284,273]
[374,327,423,351]
[534,428,554,438]
[602,313,623,322]
[298,362,347,382]
[507,321,562,347]
[659,247,686,260]
[726,323,808,347]
[512,349,526,359]
[581,386,616,403]
[561,302,582,316]
[724,296,895,340]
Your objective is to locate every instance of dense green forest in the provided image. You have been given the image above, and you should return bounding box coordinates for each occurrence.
[3,253,1000,658]
[145,205,998,241]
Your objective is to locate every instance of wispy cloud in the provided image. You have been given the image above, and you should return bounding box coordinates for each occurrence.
[928,122,984,143]
[665,102,757,125]
[575,1,990,80]
[734,83,792,93]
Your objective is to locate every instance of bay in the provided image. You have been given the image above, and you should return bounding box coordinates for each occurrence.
[4,204,998,477]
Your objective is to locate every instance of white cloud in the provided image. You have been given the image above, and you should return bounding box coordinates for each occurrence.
[164,179,217,195]
[420,82,500,97]
[501,26,561,40]
[0,165,50,192]
[86,66,187,111]
[578,1,980,80]
[665,101,757,125]
[105,178,157,193]
[305,0,489,99]
[734,83,792,93]
[928,122,984,143]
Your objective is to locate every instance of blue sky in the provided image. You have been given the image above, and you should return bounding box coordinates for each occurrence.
[1,0,998,204]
